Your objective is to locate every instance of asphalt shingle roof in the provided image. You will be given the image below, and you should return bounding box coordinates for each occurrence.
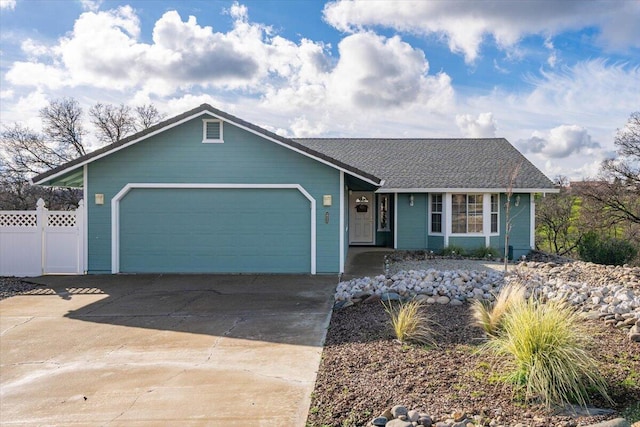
[293,138,555,190]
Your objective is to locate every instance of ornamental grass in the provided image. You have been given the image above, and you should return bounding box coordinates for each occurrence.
[472,283,526,338]
[483,297,612,409]
[383,299,435,346]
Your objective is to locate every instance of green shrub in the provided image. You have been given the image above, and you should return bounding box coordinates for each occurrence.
[440,245,466,257]
[470,246,500,259]
[483,297,611,409]
[577,231,637,266]
[383,300,435,345]
[472,283,526,338]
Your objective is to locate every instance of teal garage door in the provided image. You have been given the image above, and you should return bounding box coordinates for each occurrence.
[119,188,311,273]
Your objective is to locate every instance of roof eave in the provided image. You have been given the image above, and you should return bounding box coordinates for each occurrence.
[376,187,560,193]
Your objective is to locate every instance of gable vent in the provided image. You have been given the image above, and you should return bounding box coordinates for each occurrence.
[202,119,223,143]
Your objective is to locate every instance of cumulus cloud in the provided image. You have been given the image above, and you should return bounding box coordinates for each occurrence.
[323,0,640,63]
[456,112,497,137]
[0,0,16,10]
[518,125,600,158]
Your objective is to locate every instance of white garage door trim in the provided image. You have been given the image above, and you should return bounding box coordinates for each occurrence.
[111,183,316,274]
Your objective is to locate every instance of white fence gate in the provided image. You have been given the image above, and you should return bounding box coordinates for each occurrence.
[0,199,85,277]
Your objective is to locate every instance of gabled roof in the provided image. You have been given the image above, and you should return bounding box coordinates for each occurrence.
[294,138,556,192]
[32,104,555,193]
[31,104,382,187]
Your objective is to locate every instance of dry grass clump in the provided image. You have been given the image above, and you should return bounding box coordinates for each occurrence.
[471,283,526,337]
[483,297,612,409]
[383,300,435,345]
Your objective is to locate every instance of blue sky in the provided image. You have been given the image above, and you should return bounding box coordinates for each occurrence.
[1,0,639,180]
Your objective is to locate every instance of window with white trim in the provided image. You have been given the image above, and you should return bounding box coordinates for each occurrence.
[490,194,499,233]
[378,195,390,231]
[452,194,483,234]
[430,193,443,234]
[202,119,223,143]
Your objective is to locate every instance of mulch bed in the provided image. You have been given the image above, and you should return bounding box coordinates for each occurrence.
[307,302,640,427]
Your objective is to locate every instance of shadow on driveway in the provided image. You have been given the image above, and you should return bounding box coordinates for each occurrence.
[1,274,338,426]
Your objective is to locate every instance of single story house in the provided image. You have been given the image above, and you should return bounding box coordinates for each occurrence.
[32,104,557,275]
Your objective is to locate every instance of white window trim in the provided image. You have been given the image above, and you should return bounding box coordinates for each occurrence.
[428,193,444,236]
[202,119,224,143]
[489,193,500,236]
[111,183,316,274]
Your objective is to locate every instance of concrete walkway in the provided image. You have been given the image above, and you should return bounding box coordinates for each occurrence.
[342,247,393,280]
[0,274,336,426]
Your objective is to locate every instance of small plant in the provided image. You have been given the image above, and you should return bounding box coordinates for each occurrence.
[441,245,466,257]
[383,299,435,345]
[471,283,526,337]
[483,297,612,409]
[470,246,500,259]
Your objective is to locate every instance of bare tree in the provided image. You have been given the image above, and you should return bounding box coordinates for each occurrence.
[89,103,136,144]
[40,97,86,157]
[581,112,640,225]
[90,103,166,143]
[536,177,581,255]
[1,98,88,209]
[134,104,166,131]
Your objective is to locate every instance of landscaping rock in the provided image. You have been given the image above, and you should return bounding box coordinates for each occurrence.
[583,418,631,427]
[371,416,388,426]
[386,419,413,427]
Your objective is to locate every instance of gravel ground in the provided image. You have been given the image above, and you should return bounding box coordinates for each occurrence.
[307,302,640,427]
[309,254,640,427]
[0,277,38,300]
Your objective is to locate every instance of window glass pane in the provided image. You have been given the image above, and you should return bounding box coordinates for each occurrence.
[431,213,442,233]
[378,195,389,230]
[491,194,499,212]
[452,194,466,233]
[491,213,498,233]
[468,194,483,233]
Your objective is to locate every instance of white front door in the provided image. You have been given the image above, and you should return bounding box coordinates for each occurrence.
[349,191,374,244]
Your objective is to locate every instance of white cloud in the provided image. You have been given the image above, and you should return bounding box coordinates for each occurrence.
[0,0,16,10]
[79,0,102,12]
[456,112,497,137]
[323,0,640,63]
[517,125,600,158]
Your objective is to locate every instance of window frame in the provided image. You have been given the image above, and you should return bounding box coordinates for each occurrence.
[490,193,500,234]
[429,193,443,235]
[202,119,224,143]
[450,193,484,235]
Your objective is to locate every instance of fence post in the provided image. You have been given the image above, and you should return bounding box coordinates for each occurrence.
[76,200,85,274]
[36,198,46,275]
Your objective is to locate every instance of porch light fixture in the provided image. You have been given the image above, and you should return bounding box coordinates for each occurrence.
[409,194,414,207]
[515,195,521,207]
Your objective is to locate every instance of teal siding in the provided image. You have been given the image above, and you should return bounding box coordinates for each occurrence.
[427,235,444,251]
[120,188,309,273]
[448,236,485,252]
[87,116,341,273]
[501,193,531,260]
[396,193,427,249]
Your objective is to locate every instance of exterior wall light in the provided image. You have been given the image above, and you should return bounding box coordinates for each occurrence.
[409,194,414,207]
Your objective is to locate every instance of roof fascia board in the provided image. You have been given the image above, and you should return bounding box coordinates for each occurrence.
[376,187,560,193]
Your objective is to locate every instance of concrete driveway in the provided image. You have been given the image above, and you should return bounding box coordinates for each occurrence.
[0,274,336,426]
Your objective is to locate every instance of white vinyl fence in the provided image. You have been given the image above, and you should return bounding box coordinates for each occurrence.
[0,199,85,277]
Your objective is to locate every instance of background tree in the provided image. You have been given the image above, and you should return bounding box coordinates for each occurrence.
[580,112,640,225]
[90,103,167,144]
[535,176,582,256]
[1,98,165,210]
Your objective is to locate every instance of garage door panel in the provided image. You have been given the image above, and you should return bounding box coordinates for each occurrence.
[120,188,310,273]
